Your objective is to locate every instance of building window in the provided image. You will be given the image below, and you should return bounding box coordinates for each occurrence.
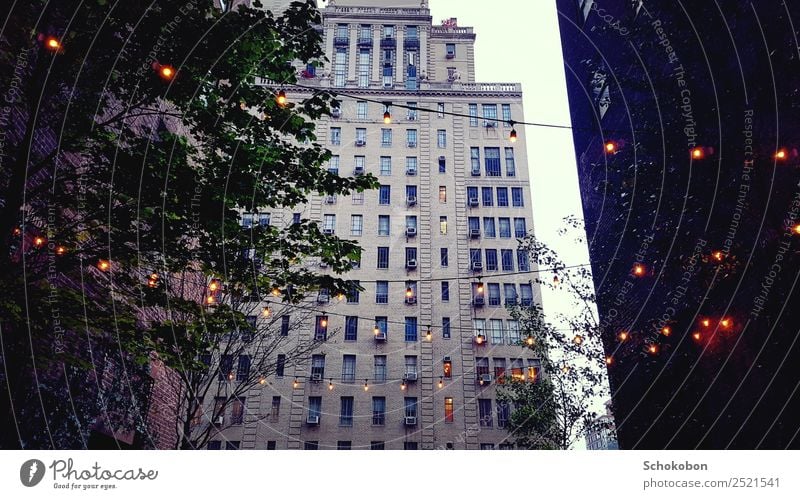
[276,354,286,377]
[510,358,524,381]
[207,441,221,450]
[497,187,509,207]
[440,248,449,267]
[404,442,418,450]
[480,443,495,450]
[441,281,450,301]
[405,397,418,418]
[379,185,391,205]
[470,147,481,174]
[334,47,347,87]
[376,247,390,269]
[266,441,276,450]
[379,156,392,176]
[356,128,367,144]
[514,218,527,238]
[528,359,542,383]
[437,102,445,117]
[439,186,447,203]
[438,156,446,173]
[490,319,504,343]
[219,355,233,381]
[469,248,482,268]
[346,281,360,304]
[476,356,490,377]
[482,104,498,126]
[502,104,512,127]
[358,49,370,87]
[437,129,447,148]
[231,397,245,424]
[315,316,328,340]
[308,396,322,421]
[407,102,418,120]
[345,316,358,341]
[494,358,506,381]
[406,156,417,175]
[497,401,510,428]
[405,247,417,267]
[443,358,452,379]
[357,101,368,119]
[444,397,454,423]
[446,43,456,57]
[405,317,418,342]
[350,215,363,236]
[504,284,518,306]
[342,355,356,383]
[352,192,364,205]
[304,441,318,450]
[512,187,524,207]
[518,250,530,272]
[482,187,493,207]
[405,355,418,377]
[501,249,514,271]
[225,441,240,450]
[440,216,448,235]
[371,441,385,450]
[376,281,388,303]
[236,355,250,381]
[381,128,392,147]
[374,356,387,382]
[378,215,390,236]
[372,397,386,425]
[442,317,451,339]
[339,396,354,426]
[406,185,417,201]
[311,355,325,379]
[507,320,520,344]
[488,284,501,307]
[323,214,336,233]
[505,148,516,176]
[407,129,418,147]
[499,218,512,238]
[485,147,501,176]
[330,127,341,145]
[478,399,493,427]
[520,284,533,306]
[481,249,497,272]
[338,441,352,450]
[280,315,290,336]
[270,396,281,421]
[469,103,478,126]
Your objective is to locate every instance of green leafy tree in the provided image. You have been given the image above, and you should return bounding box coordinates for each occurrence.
[498,219,612,449]
[0,0,375,449]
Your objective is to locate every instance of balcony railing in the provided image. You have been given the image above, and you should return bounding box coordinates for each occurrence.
[357,37,373,47]
[380,37,397,48]
[333,36,350,46]
[404,38,420,49]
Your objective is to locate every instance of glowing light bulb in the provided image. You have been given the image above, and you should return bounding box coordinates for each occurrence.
[374,326,380,336]
[605,142,616,153]
[329,380,334,390]
[476,282,484,294]
[337,293,345,301]
[159,65,175,80]
[553,274,560,285]
[661,326,672,336]
[364,380,369,391]
[720,318,732,329]
[209,281,219,292]
[573,335,583,345]
[712,251,724,262]
[97,259,110,271]
[383,111,391,124]
[45,37,61,51]
[438,378,443,389]
[262,307,272,317]
[509,128,518,143]
[426,329,432,341]
[406,287,413,298]
[400,381,406,391]
[206,295,216,305]
[648,344,658,355]
[605,356,613,365]
[320,318,328,328]
[701,319,710,328]
[276,90,287,106]
[526,335,535,346]
[633,264,646,276]
[56,246,67,255]
[793,224,800,235]
[693,332,702,341]
[691,147,705,160]
[227,372,234,381]
[293,378,299,389]
[259,376,267,385]
[618,331,628,341]
[775,149,788,160]
[272,287,281,296]
[13,227,21,236]
[33,236,45,248]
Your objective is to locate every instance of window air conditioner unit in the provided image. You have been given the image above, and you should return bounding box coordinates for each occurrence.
[406,167,417,176]
[408,114,417,121]
[473,296,485,306]
[407,141,417,148]
[375,331,387,341]
[323,228,335,235]
[469,229,481,239]
[471,167,481,176]
[324,196,336,204]
[485,121,497,128]
[471,261,483,271]
[406,196,417,206]
[479,374,494,384]
[404,416,418,426]
[317,294,330,304]
[403,372,418,382]
[468,197,479,207]
[215,416,224,425]
[405,296,417,305]
[406,259,418,269]
[355,140,366,147]
[311,373,323,382]
[306,415,320,425]
[354,165,365,175]
[331,108,341,118]
[406,227,417,237]
[443,356,451,362]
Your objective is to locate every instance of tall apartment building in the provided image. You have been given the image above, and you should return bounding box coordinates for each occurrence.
[209,0,540,450]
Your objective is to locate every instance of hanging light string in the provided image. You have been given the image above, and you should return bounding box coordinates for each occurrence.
[280,80,576,132]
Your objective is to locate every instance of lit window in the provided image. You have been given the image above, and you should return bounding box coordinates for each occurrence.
[440,216,448,234]
[439,186,447,203]
[444,397,454,423]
